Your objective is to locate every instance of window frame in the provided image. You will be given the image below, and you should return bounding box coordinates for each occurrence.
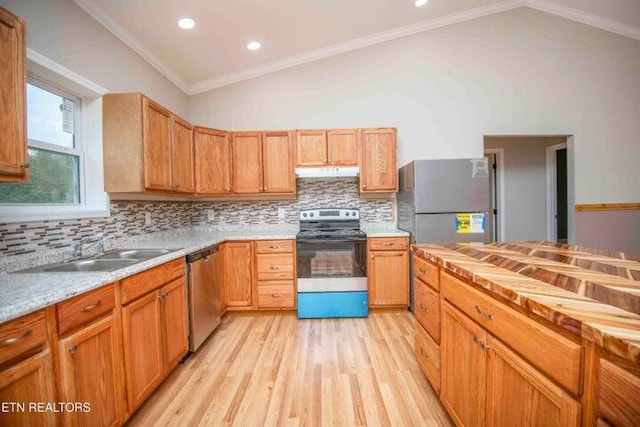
[0,49,109,223]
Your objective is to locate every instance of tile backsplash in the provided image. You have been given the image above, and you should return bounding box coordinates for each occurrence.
[0,178,393,258]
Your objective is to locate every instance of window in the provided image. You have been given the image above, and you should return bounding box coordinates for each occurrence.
[0,50,109,223]
[0,79,83,204]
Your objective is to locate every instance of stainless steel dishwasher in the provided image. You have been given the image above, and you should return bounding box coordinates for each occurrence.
[186,245,221,352]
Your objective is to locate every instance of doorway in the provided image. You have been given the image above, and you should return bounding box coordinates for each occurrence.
[484,149,504,242]
[546,142,568,243]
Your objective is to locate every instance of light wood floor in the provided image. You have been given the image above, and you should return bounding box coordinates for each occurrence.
[127,311,453,426]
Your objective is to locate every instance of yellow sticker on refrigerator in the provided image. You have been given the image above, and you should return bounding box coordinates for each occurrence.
[456,213,486,233]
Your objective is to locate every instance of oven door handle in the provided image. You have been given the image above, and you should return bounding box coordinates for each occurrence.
[296,238,367,244]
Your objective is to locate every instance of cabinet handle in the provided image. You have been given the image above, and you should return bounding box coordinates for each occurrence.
[269,245,280,249]
[362,184,367,189]
[0,329,33,347]
[480,343,491,351]
[68,345,78,354]
[264,187,268,191]
[270,265,280,270]
[271,294,281,298]
[475,305,494,320]
[21,163,30,169]
[473,336,483,344]
[383,242,393,246]
[419,303,429,313]
[419,267,428,274]
[370,254,375,259]
[158,289,168,299]
[80,300,102,312]
[420,348,429,360]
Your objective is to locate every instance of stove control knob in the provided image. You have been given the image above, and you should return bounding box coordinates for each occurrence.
[310,213,315,217]
[303,213,307,217]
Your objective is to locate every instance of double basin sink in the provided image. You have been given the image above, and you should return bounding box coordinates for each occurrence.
[18,249,178,273]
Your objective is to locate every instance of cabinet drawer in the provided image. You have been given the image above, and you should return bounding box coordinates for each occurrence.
[256,253,294,280]
[413,256,439,290]
[121,258,185,304]
[257,282,295,308]
[415,277,440,342]
[441,271,583,395]
[598,359,640,427]
[368,237,408,251]
[57,284,116,335]
[0,310,48,366]
[415,322,441,393]
[255,240,294,254]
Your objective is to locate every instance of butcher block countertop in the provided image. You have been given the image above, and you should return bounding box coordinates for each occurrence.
[412,241,640,365]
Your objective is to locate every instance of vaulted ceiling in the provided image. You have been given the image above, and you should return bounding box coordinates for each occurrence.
[73,0,640,94]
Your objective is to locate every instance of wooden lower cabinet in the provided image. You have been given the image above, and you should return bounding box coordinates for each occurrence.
[597,358,640,427]
[58,315,125,426]
[255,240,295,309]
[368,237,409,307]
[441,301,581,427]
[223,241,254,309]
[122,273,188,412]
[0,349,57,426]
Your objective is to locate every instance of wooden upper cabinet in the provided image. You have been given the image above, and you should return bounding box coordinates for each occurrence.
[327,129,358,166]
[194,127,231,195]
[262,131,295,194]
[0,6,28,183]
[295,129,358,167]
[296,130,327,166]
[232,131,295,195]
[103,93,194,194]
[231,132,262,194]
[143,98,172,191]
[360,128,398,192]
[170,116,194,193]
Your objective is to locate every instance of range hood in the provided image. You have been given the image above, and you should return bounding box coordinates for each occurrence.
[295,167,359,179]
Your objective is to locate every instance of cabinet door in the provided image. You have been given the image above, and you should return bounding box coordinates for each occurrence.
[360,128,397,192]
[161,277,188,372]
[0,349,57,426]
[58,315,125,427]
[0,7,27,183]
[171,116,194,193]
[232,132,262,194]
[327,129,358,166]
[122,291,164,411]
[216,246,227,313]
[262,132,295,194]
[296,130,327,166]
[486,336,581,427]
[142,98,172,191]
[368,250,409,306]
[194,127,231,194]
[441,301,487,427]
[224,242,254,308]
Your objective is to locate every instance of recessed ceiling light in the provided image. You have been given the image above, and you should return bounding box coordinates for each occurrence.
[177,17,195,29]
[414,0,429,6]
[247,41,261,51]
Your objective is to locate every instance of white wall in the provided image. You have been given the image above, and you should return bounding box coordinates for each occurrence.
[0,0,188,116]
[189,7,640,206]
[485,137,565,241]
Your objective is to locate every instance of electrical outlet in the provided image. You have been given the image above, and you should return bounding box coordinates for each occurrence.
[207,209,215,221]
[278,208,286,219]
[144,212,152,226]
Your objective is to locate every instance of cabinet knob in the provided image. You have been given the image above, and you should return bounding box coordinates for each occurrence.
[362,184,367,189]
[383,242,393,246]
[68,345,78,354]
[419,268,428,274]
[420,348,429,360]
[475,305,494,320]
[80,300,102,312]
[0,329,33,347]
[271,293,281,298]
[370,254,375,259]
[269,245,280,249]
[420,303,429,313]
[270,265,280,270]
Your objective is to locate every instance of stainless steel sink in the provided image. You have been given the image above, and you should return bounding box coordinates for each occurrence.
[15,248,179,273]
[42,259,139,272]
[96,248,174,260]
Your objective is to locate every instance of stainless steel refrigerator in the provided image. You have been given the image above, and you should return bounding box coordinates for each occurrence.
[398,158,494,310]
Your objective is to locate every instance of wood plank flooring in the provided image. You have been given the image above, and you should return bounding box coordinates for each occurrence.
[127,311,452,426]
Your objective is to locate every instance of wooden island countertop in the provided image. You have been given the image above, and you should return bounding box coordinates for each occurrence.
[411,241,640,365]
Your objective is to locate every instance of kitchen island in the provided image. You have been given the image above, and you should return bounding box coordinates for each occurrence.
[412,241,640,427]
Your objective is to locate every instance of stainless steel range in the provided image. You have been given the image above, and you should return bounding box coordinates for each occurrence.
[296,208,368,318]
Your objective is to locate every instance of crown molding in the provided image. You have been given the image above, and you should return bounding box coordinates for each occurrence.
[527,0,640,41]
[73,0,190,93]
[73,0,640,96]
[187,0,526,94]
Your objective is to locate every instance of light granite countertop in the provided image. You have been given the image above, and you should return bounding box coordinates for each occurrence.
[0,223,406,324]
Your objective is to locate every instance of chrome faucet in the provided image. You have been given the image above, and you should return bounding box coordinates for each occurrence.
[71,234,115,259]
